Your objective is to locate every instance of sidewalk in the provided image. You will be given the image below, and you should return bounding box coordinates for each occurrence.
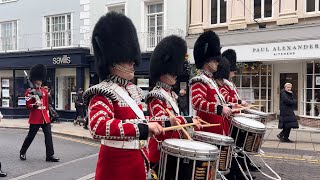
[1,119,320,152]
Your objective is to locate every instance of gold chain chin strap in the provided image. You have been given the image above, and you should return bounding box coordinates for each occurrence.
[113,64,135,74]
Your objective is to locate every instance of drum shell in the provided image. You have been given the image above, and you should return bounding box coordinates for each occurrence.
[159,139,219,180]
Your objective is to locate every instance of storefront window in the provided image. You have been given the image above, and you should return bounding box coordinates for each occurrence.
[132,75,150,112]
[55,68,76,110]
[15,70,29,107]
[0,70,13,107]
[235,63,273,112]
[303,61,320,116]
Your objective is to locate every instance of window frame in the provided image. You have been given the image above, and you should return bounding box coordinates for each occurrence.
[251,0,274,21]
[106,2,126,15]
[305,0,320,14]
[145,1,164,51]
[0,0,18,4]
[0,20,18,51]
[209,0,227,25]
[234,63,273,113]
[44,13,72,48]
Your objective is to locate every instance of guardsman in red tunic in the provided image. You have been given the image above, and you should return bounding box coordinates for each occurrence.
[190,31,232,135]
[220,49,248,107]
[83,12,163,180]
[145,35,200,174]
[20,64,59,162]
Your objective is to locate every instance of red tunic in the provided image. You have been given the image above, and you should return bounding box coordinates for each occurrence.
[190,71,229,135]
[220,79,241,104]
[146,82,192,164]
[25,87,50,124]
[84,75,150,180]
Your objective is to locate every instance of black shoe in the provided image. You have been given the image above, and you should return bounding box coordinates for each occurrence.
[83,126,89,130]
[283,138,293,143]
[277,134,285,142]
[20,154,26,161]
[46,155,60,162]
[0,171,7,177]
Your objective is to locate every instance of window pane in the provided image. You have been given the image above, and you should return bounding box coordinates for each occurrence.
[220,0,227,23]
[261,76,267,87]
[0,70,14,107]
[268,101,271,112]
[252,76,259,87]
[307,89,312,102]
[306,103,312,115]
[267,65,272,75]
[306,0,316,12]
[315,76,320,88]
[307,75,313,88]
[254,89,259,99]
[268,76,271,88]
[254,0,262,19]
[157,4,163,12]
[264,0,272,17]
[211,0,218,24]
[268,89,271,100]
[261,64,267,75]
[261,88,266,100]
[157,15,163,26]
[233,76,241,87]
[315,63,320,74]
[307,63,313,74]
[242,76,251,87]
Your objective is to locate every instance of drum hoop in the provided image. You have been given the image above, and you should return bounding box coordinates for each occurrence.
[244,109,270,117]
[192,134,235,146]
[231,121,266,133]
[160,148,219,161]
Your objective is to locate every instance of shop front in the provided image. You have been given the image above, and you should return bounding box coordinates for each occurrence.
[0,48,91,119]
[220,39,320,127]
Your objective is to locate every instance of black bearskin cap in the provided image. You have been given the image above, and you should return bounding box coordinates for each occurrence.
[222,49,237,71]
[91,12,141,80]
[193,31,221,69]
[30,64,47,82]
[150,35,187,80]
[213,57,230,80]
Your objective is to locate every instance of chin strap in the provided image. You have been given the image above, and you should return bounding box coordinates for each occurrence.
[113,64,135,74]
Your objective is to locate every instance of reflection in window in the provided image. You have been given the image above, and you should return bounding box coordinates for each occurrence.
[306,0,316,12]
[0,70,13,107]
[303,62,320,116]
[55,68,76,110]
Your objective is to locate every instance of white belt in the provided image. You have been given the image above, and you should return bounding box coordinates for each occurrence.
[101,139,147,150]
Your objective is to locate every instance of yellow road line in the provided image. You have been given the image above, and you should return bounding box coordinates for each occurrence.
[255,154,320,164]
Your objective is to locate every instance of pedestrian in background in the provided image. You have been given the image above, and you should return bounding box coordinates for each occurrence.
[74,88,85,120]
[0,111,7,177]
[177,89,189,116]
[278,82,299,143]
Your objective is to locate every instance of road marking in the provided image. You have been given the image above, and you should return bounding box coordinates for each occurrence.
[52,134,100,147]
[77,173,95,180]
[11,154,98,180]
[254,154,320,164]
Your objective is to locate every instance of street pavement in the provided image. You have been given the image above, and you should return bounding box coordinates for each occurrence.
[0,119,320,179]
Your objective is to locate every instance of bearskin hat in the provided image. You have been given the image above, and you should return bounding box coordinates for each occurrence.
[91,12,141,80]
[213,57,230,80]
[30,64,47,82]
[193,31,222,69]
[222,49,237,71]
[150,35,187,81]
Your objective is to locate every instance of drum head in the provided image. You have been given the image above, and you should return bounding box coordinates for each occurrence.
[232,116,266,133]
[192,131,234,146]
[235,113,260,120]
[162,139,219,160]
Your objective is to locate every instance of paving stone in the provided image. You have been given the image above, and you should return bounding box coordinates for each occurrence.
[278,142,296,149]
[295,142,315,151]
[262,140,279,148]
[310,133,320,143]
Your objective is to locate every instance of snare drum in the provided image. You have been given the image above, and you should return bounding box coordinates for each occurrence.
[229,116,266,154]
[244,109,273,125]
[192,131,234,175]
[159,139,219,180]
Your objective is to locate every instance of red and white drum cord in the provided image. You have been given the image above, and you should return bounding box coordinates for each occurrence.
[217,171,228,180]
[241,150,282,180]
[232,151,253,180]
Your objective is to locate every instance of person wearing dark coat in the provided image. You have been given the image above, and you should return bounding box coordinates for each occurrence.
[74,88,85,119]
[277,83,299,143]
[177,89,188,116]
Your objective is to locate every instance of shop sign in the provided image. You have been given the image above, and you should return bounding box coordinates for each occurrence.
[53,55,71,65]
[221,39,320,62]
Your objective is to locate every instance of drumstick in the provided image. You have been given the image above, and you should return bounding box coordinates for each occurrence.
[201,123,221,128]
[163,123,197,132]
[165,109,192,140]
[198,118,210,125]
[231,106,251,112]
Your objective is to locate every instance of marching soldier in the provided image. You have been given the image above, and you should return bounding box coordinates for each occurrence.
[83,12,164,180]
[146,35,200,174]
[20,64,59,162]
[0,162,6,177]
[190,31,233,135]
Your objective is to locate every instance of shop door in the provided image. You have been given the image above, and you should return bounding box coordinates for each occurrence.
[280,73,298,110]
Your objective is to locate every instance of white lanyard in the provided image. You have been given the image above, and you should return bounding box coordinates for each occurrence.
[159,88,180,114]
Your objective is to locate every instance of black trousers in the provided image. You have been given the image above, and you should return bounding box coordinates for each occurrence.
[280,128,291,139]
[20,123,54,157]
